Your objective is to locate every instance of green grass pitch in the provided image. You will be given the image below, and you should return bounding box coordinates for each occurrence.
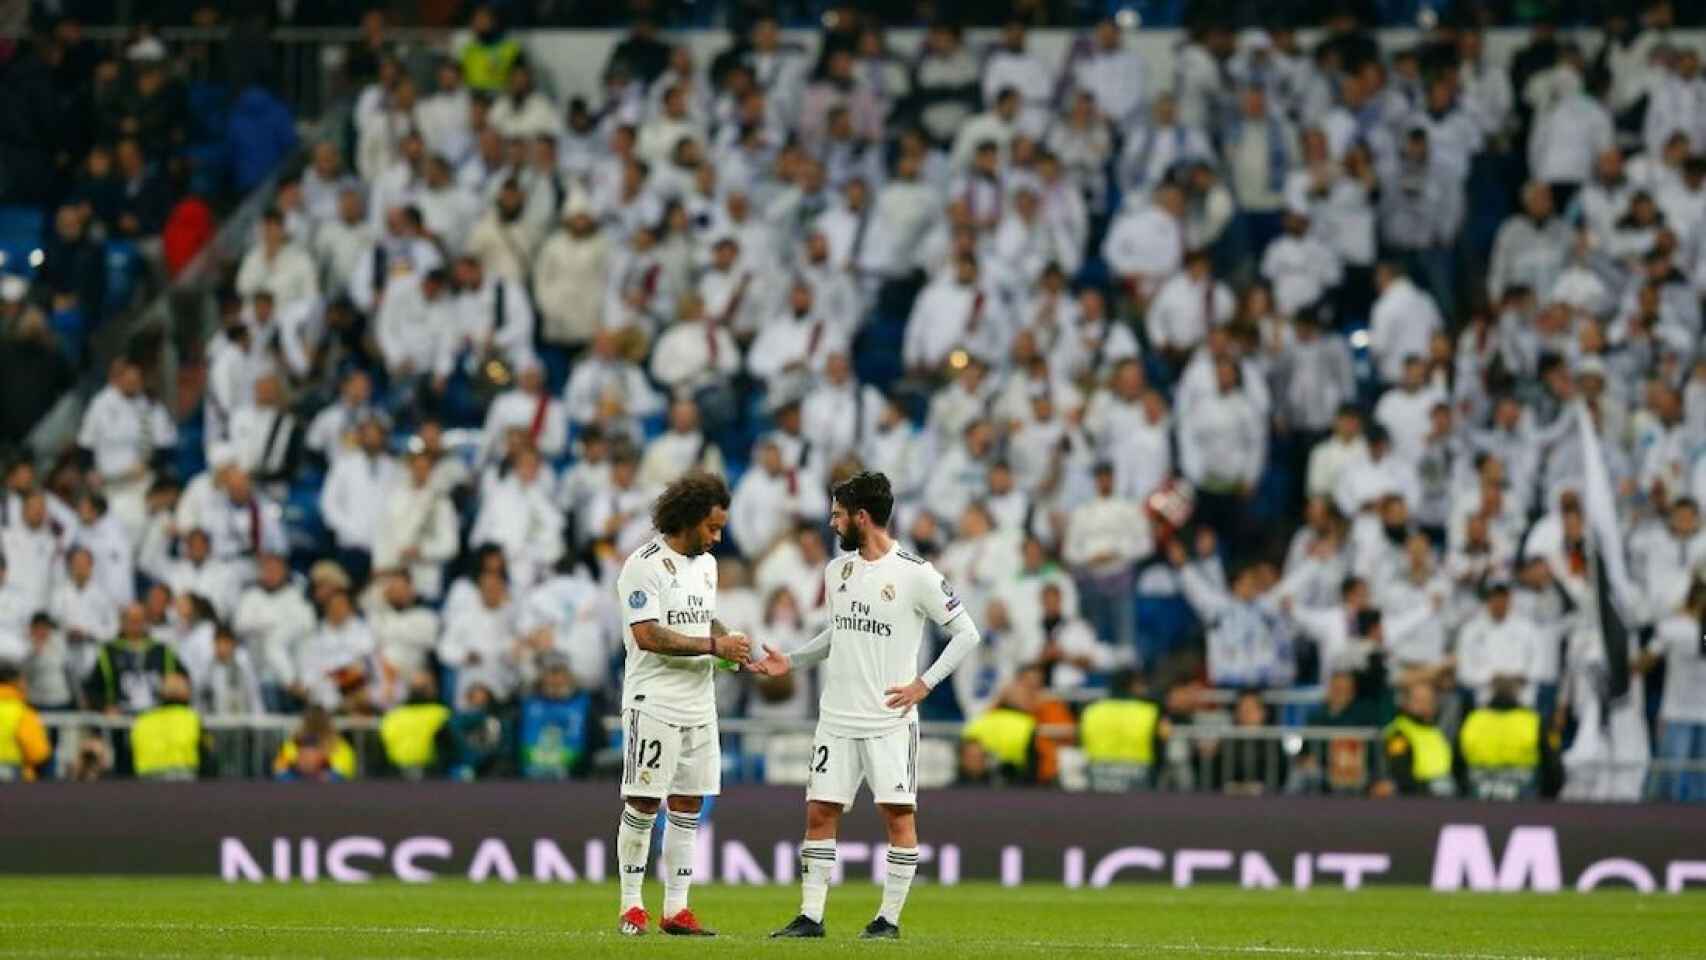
[0,878,1699,959]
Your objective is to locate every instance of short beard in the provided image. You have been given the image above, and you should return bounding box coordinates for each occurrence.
[837,523,863,553]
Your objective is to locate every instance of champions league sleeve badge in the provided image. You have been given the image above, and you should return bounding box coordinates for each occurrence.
[628,590,648,609]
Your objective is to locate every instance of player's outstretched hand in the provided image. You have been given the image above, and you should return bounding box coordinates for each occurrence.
[715,632,753,662]
[883,678,930,710]
[748,644,790,677]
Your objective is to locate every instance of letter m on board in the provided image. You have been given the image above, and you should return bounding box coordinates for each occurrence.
[1430,825,1562,892]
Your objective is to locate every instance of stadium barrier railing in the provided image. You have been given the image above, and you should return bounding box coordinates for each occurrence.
[32,711,1705,803]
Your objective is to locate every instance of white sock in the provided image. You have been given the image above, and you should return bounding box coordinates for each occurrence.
[879,846,919,925]
[662,810,699,916]
[617,804,656,912]
[799,838,837,922]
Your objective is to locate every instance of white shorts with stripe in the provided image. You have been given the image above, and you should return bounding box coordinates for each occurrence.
[805,723,920,810]
[619,708,721,800]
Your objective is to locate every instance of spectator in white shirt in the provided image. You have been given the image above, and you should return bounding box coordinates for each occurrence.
[951,86,1020,171]
[1306,406,1369,501]
[50,546,117,654]
[1488,182,1573,309]
[648,294,741,427]
[1334,425,1422,520]
[1117,95,1213,199]
[579,442,655,554]
[747,280,849,395]
[417,61,475,166]
[165,529,243,621]
[533,195,610,350]
[801,351,885,473]
[232,553,316,705]
[489,62,561,140]
[298,588,376,712]
[305,369,374,466]
[729,438,828,558]
[639,398,725,489]
[1146,248,1235,374]
[2,491,60,611]
[982,21,1056,138]
[904,253,1010,375]
[69,492,134,607]
[465,179,544,285]
[375,267,456,395]
[477,360,567,467]
[1179,358,1267,546]
[371,448,460,602]
[1529,80,1615,210]
[1260,210,1343,317]
[226,373,302,501]
[1374,356,1450,465]
[470,444,565,589]
[319,415,399,585]
[1368,262,1445,385]
[1073,18,1147,128]
[439,567,521,705]
[235,208,321,312]
[563,329,664,432]
[312,188,376,301]
[1062,463,1151,654]
[1455,579,1548,708]
[77,358,175,539]
[1104,182,1186,309]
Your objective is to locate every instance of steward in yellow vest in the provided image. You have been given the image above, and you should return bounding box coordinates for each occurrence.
[131,674,203,780]
[1381,681,1457,797]
[380,672,452,779]
[961,707,1037,781]
[1079,670,1166,791]
[1459,679,1550,801]
[0,664,51,782]
[458,8,522,93]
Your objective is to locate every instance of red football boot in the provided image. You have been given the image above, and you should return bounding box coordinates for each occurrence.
[617,906,649,936]
[659,909,717,936]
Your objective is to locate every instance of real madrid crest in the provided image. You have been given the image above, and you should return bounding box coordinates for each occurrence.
[881,583,896,602]
[841,562,854,581]
[639,771,652,784]
[663,558,677,576]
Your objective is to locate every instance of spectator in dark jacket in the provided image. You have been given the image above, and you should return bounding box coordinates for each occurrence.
[0,308,75,447]
[112,138,177,237]
[38,205,106,321]
[227,82,298,193]
[70,144,125,229]
[0,35,68,204]
[119,60,190,157]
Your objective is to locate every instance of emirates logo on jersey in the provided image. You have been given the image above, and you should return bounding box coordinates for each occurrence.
[663,558,677,575]
[842,562,854,581]
[881,584,895,602]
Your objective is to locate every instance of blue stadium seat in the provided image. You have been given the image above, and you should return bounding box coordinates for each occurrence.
[0,205,44,248]
[105,240,143,317]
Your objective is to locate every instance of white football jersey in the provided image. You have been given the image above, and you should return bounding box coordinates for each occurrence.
[817,544,964,738]
[616,536,720,727]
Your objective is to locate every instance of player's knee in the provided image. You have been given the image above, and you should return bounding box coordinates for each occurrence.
[624,796,661,815]
[877,802,916,823]
[805,800,842,832]
[665,795,703,815]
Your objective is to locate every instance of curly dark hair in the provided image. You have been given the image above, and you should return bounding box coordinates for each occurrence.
[651,470,732,535]
[832,471,893,527]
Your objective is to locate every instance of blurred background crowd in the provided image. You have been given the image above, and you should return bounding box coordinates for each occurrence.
[0,0,1703,805]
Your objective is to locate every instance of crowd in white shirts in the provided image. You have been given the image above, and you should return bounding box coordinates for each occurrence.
[8,5,1706,798]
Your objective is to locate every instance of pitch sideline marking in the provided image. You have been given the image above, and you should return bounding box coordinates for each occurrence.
[0,920,1556,959]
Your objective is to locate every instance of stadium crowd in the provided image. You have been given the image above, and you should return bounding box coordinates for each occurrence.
[1,2,1705,804]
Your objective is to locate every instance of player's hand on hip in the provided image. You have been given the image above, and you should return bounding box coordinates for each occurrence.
[884,678,930,710]
[748,643,790,677]
[714,631,752,662]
